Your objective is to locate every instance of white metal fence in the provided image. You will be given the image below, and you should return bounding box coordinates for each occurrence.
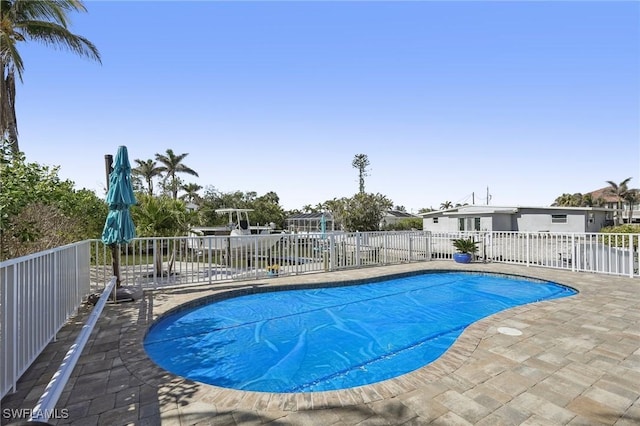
[1,241,91,399]
[89,230,639,289]
[89,231,431,289]
[430,231,639,277]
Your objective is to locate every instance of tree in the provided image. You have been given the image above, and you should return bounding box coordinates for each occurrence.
[623,188,639,224]
[382,218,422,231]
[323,197,348,230]
[418,207,434,214]
[132,159,163,196]
[131,194,190,275]
[340,192,393,232]
[198,188,285,228]
[553,193,581,207]
[605,178,632,225]
[155,149,199,200]
[440,201,453,210]
[552,192,605,207]
[0,143,106,260]
[180,182,203,204]
[251,192,285,228]
[1,0,101,154]
[352,153,370,194]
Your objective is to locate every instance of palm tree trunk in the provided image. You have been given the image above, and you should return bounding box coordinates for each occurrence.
[618,201,624,225]
[167,245,176,275]
[1,64,20,154]
[154,251,163,277]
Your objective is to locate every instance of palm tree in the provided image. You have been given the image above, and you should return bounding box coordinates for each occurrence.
[132,159,163,196]
[605,177,632,225]
[1,0,101,154]
[553,193,573,207]
[352,153,370,194]
[131,194,188,276]
[179,183,202,204]
[155,149,199,200]
[440,201,453,210]
[623,188,639,224]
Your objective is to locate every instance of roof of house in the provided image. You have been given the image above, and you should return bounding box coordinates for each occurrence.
[586,187,624,203]
[419,205,615,217]
[286,212,333,220]
[385,210,420,218]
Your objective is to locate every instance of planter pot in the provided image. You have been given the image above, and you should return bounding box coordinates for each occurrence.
[453,253,472,264]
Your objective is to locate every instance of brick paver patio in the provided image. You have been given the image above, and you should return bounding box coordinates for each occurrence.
[2,262,639,425]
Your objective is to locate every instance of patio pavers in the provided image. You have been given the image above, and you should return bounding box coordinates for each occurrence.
[2,262,639,425]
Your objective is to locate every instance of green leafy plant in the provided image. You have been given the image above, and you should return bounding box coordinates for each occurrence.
[598,224,640,249]
[452,237,479,254]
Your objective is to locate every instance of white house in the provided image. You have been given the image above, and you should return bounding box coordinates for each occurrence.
[420,205,615,233]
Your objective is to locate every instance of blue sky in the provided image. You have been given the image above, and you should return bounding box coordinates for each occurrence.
[16,1,640,212]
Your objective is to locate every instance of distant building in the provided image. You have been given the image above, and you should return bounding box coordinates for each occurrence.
[285,212,334,233]
[379,210,421,229]
[585,187,639,224]
[420,205,615,233]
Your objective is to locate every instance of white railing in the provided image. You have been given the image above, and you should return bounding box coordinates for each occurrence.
[0,241,93,399]
[430,231,639,278]
[89,231,432,289]
[30,277,117,422]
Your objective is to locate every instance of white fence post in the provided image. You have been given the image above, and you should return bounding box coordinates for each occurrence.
[409,236,413,261]
[329,234,335,271]
[630,234,634,278]
[571,234,576,273]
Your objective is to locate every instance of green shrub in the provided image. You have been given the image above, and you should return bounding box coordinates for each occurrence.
[598,224,640,249]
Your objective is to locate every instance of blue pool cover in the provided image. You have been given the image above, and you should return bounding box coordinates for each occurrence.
[144,272,576,392]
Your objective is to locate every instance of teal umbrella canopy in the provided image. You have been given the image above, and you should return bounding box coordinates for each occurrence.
[102,146,137,245]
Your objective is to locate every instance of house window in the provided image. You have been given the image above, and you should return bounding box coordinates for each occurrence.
[474,217,481,231]
[433,218,439,223]
[458,218,465,231]
[551,214,567,223]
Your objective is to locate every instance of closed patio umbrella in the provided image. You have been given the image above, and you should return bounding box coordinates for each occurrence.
[101,146,136,289]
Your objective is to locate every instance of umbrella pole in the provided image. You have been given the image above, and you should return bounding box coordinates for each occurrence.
[111,244,121,288]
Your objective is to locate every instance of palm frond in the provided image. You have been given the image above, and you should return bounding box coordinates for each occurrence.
[18,20,100,62]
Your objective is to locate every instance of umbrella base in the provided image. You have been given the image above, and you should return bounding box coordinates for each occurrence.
[87,285,143,305]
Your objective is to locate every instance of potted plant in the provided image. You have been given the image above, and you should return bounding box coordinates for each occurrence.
[452,237,479,264]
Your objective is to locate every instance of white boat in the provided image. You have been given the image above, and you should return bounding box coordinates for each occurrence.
[187,208,283,253]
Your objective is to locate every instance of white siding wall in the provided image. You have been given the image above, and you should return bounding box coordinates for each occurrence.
[423,208,613,233]
[422,216,457,232]
[515,210,587,233]
[586,211,612,232]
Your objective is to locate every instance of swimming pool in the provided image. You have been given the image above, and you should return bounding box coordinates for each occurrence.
[144,271,576,393]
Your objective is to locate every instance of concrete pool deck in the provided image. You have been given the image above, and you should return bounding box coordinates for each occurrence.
[1,261,639,425]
